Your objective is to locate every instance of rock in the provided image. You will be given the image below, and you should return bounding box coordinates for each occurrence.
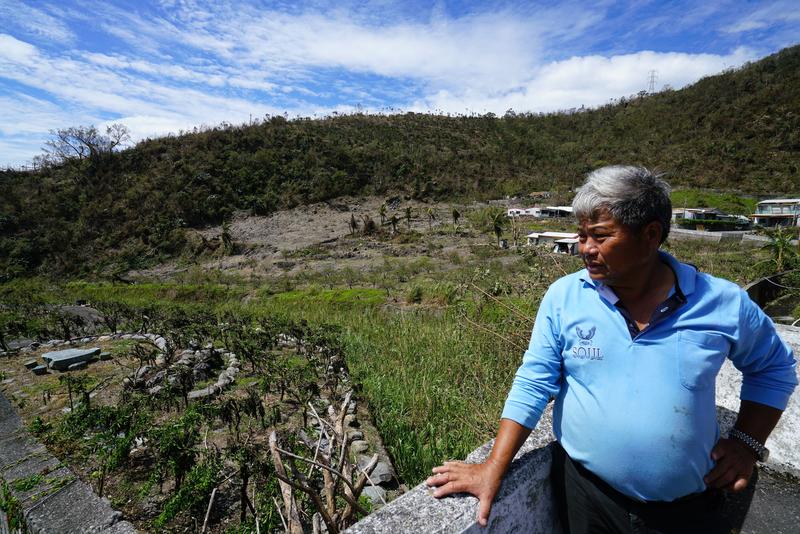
[347,401,357,414]
[24,360,39,369]
[362,485,387,506]
[188,386,217,400]
[358,456,393,483]
[193,362,211,380]
[96,335,112,342]
[147,386,163,396]
[99,352,112,361]
[145,370,167,388]
[67,361,88,371]
[351,440,369,454]
[129,446,148,461]
[41,348,101,371]
[32,365,48,375]
[344,414,357,427]
[136,365,151,380]
[154,337,167,351]
[348,430,364,442]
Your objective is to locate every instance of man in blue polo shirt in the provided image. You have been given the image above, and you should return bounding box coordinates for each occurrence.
[426,166,797,533]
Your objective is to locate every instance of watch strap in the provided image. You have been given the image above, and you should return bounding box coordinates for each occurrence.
[728,428,768,461]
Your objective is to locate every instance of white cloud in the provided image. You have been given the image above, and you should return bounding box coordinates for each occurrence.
[0,0,75,44]
[723,1,800,33]
[413,48,759,115]
[0,33,39,63]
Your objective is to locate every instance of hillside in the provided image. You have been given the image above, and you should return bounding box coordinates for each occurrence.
[1,45,799,279]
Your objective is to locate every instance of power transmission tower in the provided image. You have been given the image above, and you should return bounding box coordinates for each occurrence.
[647,70,658,93]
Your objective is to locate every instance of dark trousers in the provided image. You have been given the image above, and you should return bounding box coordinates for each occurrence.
[551,443,732,534]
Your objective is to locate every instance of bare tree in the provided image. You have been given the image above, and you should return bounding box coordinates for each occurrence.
[270,392,379,533]
[43,123,131,163]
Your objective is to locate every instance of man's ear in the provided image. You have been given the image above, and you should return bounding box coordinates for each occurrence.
[642,220,663,248]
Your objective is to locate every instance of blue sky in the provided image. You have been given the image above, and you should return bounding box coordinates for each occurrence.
[1,0,798,167]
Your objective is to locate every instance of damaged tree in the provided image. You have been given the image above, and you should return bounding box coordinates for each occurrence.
[269,391,379,533]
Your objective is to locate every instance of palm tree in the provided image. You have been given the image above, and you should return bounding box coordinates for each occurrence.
[492,211,508,248]
[349,213,358,235]
[379,203,387,225]
[426,207,436,230]
[389,214,399,235]
[760,226,799,273]
[221,221,234,255]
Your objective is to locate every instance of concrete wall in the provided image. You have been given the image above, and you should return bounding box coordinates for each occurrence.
[0,394,136,533]
[347,325,800,533]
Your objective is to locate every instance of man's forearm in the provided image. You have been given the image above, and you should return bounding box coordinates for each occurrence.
[733,399,783,444]
[484,418,533,475]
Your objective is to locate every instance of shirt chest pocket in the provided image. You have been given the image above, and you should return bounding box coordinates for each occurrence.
[678,330,729,390]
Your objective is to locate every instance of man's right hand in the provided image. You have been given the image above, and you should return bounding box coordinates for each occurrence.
[424,459,505,527]
[425,419,532,527]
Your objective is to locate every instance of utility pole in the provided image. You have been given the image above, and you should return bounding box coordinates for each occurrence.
[647,70,658,93]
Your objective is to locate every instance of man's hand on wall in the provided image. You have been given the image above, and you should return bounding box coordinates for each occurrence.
[425,460,505,527]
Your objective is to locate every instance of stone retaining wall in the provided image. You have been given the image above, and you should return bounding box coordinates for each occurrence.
[347,325,800,533]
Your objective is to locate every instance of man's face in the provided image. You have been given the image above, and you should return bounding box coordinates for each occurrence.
[577,211,654,285]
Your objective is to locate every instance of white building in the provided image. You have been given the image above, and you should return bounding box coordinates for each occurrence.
[751,199,800,227]
[526,231,580,255]
[507,207,542,217]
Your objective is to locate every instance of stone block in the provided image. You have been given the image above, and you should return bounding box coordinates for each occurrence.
[41,348,101,371]
[100,352,112,361]
[362,485,387,507]
[24,359,39,369]
[32,365,48,375]
[351,440,369,454]
[68,361,88,371]
[358,455,393,483]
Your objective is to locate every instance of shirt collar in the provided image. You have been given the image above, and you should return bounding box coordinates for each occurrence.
[579,250,697,305]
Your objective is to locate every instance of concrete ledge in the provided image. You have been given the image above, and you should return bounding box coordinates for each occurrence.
[0,394,136,533]
[347,326,800,533]
[346,408,560,534]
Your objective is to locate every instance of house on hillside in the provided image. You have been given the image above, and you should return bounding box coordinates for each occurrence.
[540,206,573,218]
[527,231,579,255]
[751,199,800,227]
[507,207,542,217]
[673,208,752,230]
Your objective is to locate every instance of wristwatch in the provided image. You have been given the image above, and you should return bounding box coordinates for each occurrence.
[728,428,770,462]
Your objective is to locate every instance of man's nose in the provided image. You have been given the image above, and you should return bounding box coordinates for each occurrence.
[581,240,598,255]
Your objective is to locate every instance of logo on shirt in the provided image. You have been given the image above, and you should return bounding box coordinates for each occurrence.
[573,325,602,360]
[576,326,596,342]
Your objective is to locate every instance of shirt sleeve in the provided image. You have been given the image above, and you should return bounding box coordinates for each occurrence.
[501,284,564,429]
[730,289,798,410]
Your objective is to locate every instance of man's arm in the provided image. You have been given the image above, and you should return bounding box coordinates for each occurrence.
[707,290,797,492]
[705,400,783,491]
[425,418,532,527]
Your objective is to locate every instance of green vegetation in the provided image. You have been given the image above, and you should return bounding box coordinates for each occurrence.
[670,189,758,215]
[2,45,800,279]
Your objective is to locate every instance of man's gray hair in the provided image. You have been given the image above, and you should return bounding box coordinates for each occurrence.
[572,166,672,244]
